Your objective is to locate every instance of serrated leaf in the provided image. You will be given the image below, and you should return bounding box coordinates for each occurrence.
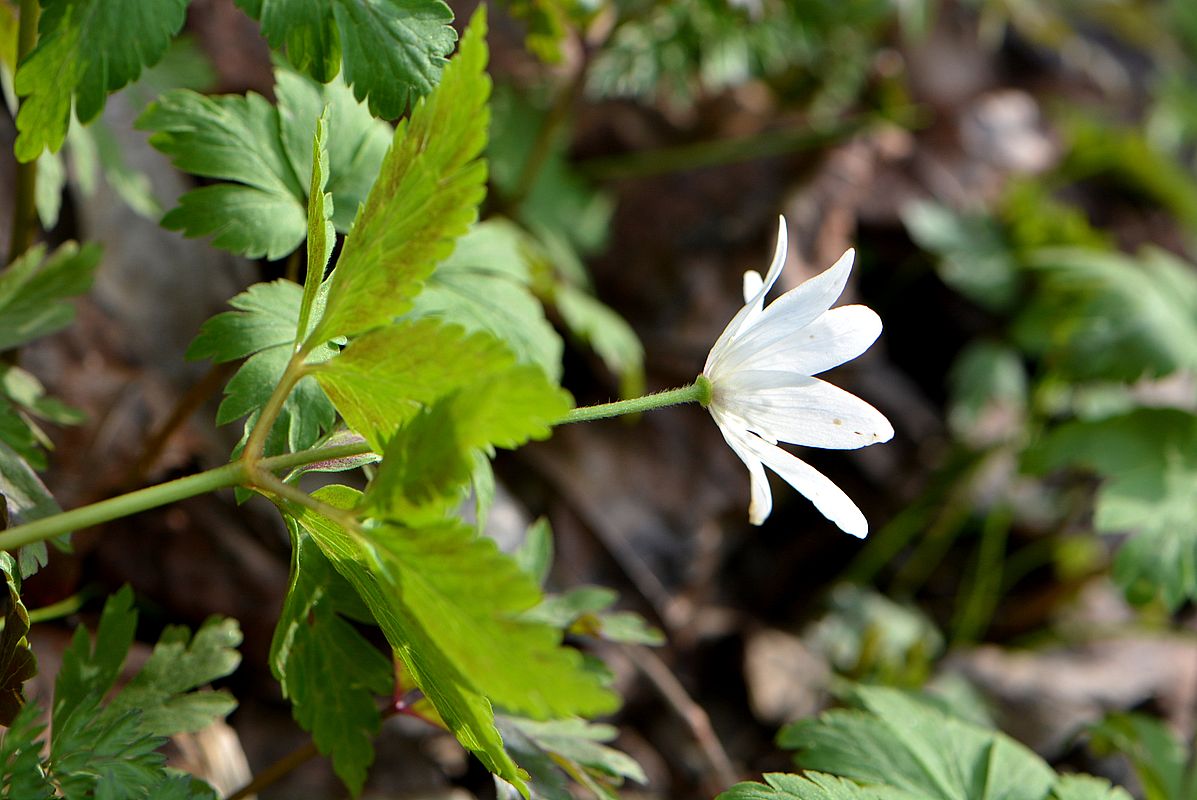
[514,517,553,586]
[12,0,188,161]
[716,772,903,800]
[54,586,137,717]
[285,486,527,793]
[305,9,490,346]
[271,526,393,794]
[313,318,526,451]
[0,702,55,798]
[0,554,36,725]
[359,359,571,516]
[290,486,620,791]
[106,617,241,737]
[1026,408,1197,609]
[0,241,100,351]
[137,65,391,259]
[236,0,457,119]
[411,220,562,380]
[521,587,664,646]
[188,280,337,456]
[778,686,1056,800]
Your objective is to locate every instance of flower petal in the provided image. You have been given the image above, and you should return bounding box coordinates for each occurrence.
[711,304,882,378]
[704,216,789,372]
[712,408,774,524]
[714,372,894,450]
[739,433,869,537]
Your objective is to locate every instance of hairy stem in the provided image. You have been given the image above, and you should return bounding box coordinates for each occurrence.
[558,377,711,425]
[7,0,41,264]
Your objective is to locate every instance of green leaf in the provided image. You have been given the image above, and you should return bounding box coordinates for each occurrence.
[901,201,1019,312]
[1089,713,1190,800]
[235,0,456,119]
[12,0,189,161]
[778,686,1056,800]
[1026,409,1197,609]
[359,356,571,516]
[188,280,337,456]
[1051,776,1133,800]
[503,716,646,786]
[270,525,393,794]
[298,111,335,342]
[0,440,65,578]
[313,318,530,451]
[0,702,55,799]
[514,517,553,586]
[716,772,902,800]
[285,486,527,793]
[410,220,562,380]
[137,65,391,259]
[106,616,241,737]
[0,242,100,351]
[1015,247,1197,382]
[522,586,664,646]
[305,8,490,346]
[290,486,619,791]
[0,554,36,725]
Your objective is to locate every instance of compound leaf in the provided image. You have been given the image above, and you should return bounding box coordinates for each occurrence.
[271,527,393,794]
[0,555,36,725]
[12,0,188,161]
[305,8,489,346]
[716,773,900,800]
[0,242,100,352]
[138,66,390,259]
[236,0,456,119]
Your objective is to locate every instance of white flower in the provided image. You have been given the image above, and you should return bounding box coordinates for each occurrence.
[702,216,894,537]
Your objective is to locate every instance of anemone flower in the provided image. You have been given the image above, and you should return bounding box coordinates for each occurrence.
[702,216,893,537]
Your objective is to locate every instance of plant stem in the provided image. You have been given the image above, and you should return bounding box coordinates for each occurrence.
[243,354,307,462]
[558,377,710,425]
[0,440,372,553]
[7,0,41,264]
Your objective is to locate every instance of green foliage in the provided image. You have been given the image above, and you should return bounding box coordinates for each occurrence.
[287,485,618,795]
[299,111,334,342]
[0,242,100,352]
[0,587,237,798]
[188,280,337,456]
[0,555,36,726]
[772,686,1129,800]
[1090,712,1197,800]
[12,0,189,161]
[1027,408,1197,609]
[235,0,456,119]
[306,9,490,346]
[0,439,65,578]
[411,220,563,381]
[502,0,592,63]
[717,772,894,800]
[499,716,647,800]
[1014,247,1197,382]
[522,586,665,646]
[138,65,391,259]
[271,525,393,795]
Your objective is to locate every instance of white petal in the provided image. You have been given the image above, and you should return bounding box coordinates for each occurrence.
[712,409,774,524]
[739,433,869,537]
[714,372,894,450]
[704,217,789,372]
[712,305,883,378]
[742,270,764,304]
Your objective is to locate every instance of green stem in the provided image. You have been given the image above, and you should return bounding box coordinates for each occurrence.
[559,377,710,425]
[0,440,372,553]
[7,0,40,264]
[244,354,307,462]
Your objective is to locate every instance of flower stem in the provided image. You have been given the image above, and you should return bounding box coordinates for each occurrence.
[559,377,711,425]
[0,440,372,553]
